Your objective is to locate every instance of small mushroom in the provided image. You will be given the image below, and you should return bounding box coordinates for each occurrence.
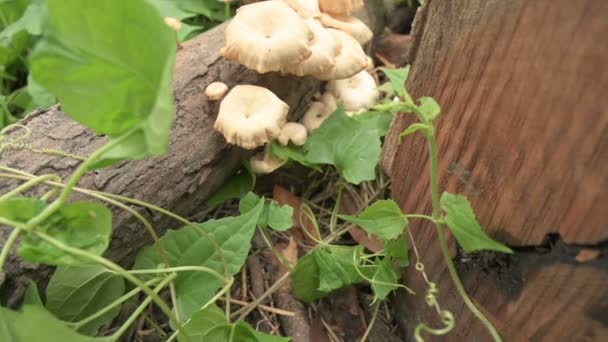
[327,70,379,112]
[214,85,288,149]
[278,122,308,146]
[311,29,368,80]
[164,17,183,48]
[300,92,338,133]
[319,0,364,15]
[282,0,320,18]
[221,1,312,73]
[205,82,229,101]
[318,13,373,45]
[283,19,341,77]
[250,150,287,175]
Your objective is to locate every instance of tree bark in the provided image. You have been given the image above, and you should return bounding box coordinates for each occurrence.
[0,2,385,304]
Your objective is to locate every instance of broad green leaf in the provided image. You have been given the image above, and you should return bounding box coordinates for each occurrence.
[417,97,441,122]
[379,66,410,99]
[46,265,125,335]
[147,0,204,42]
[0,197,46,223]
[440,193,513,253]
[304,108,382,184]
[239,192,294,231]
[208,162,255,206]
[30,0,176,167]
[352,110,394,137]
[19,202,113,265]
[181,304,290,342]
[0,0,31,66]
[23,282,44,306]
[340,200,408,240]
[399,123,432,141]
[384,235,409,267]
[314,246,363,292]
[291,252,327,303]
[0,0,44,38]
[0,305,111,342]
[134,198,264,320]
[26,73,56,111]
[370,258,399,300]
[174,0,227,21]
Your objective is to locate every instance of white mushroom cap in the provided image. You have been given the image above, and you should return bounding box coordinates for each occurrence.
[214,85,289,149]
[319,0,364,15]
[282,0,320,18]
[164,17,183,31]
[283,19,341,77]
[311,29,368,80]
[300,97,335,133]
[318,13,372,45]
[221,1,312,73]
[250,152,286,174]
[205,82,229,101]
[278,122,308,146]
[327,70,379,112]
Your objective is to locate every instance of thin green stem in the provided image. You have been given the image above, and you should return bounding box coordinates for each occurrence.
[24,132,131,229]
[404,213,438,222]
[72,277,162,329]
[427,135,502,342]
[112,274,176,340]
[360,301,381,342]
[127,266,225,283]
[0,174,60,201]
[329,178,344,234]
[0,228,21,270]
[32,231,190,342]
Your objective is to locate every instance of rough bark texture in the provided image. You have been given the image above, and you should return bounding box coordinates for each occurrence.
[383,0,608,340]
[0,1,385,304]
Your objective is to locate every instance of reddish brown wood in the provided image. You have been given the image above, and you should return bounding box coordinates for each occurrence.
[383,0,608,340]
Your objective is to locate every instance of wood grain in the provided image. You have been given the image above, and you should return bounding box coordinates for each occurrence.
[383,0,608,340]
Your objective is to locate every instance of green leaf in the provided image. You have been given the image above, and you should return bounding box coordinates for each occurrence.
[19,202,113,265]
[181,304,290,342]
[46,265,125,335]
[208,163,255,206]
[134,199,264,320]
[314,246,363,292]
[239,193,294,231]
[173,0,227,21]
[379,66,410,99]
[291,252,327,303]
[370,258,399,300]
[384,235,409,267]
[339,200,408,240]
[352,110,394,137]
[0,305,111,342]
[440,193,513,253]
[23,282,44,306]
[304,107,382,184]
[0,197,46,223]
[26,73,56,111]
[270,141,320,170]
[417,97,441,122]
[399,123,432,141]
[0,0,31,66]
[30,0,176,166]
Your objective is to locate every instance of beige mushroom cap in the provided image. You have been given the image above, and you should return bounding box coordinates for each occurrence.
[283,19,341,77]
[278,122,308,146]
[214,85,289,149]
[250,152,286,174]
[318,13,373,45]
[300,92,338,133]
[327,70,379,112]
[319,0,364,15]
[164,17,183,31]
[221,1,312,73]
[311,29,368,80]
[205,82,229,101]
[282,0,320,18]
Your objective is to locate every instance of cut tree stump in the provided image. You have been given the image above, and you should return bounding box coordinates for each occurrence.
[0,1,385,305]
[383,0,608,340]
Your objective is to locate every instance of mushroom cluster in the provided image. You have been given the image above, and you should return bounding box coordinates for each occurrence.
[210,0,380,174]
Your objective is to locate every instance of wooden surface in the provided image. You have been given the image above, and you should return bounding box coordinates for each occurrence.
[383,0,608,340]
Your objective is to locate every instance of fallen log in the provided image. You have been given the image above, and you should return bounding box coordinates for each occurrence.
[0,2,385,304]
